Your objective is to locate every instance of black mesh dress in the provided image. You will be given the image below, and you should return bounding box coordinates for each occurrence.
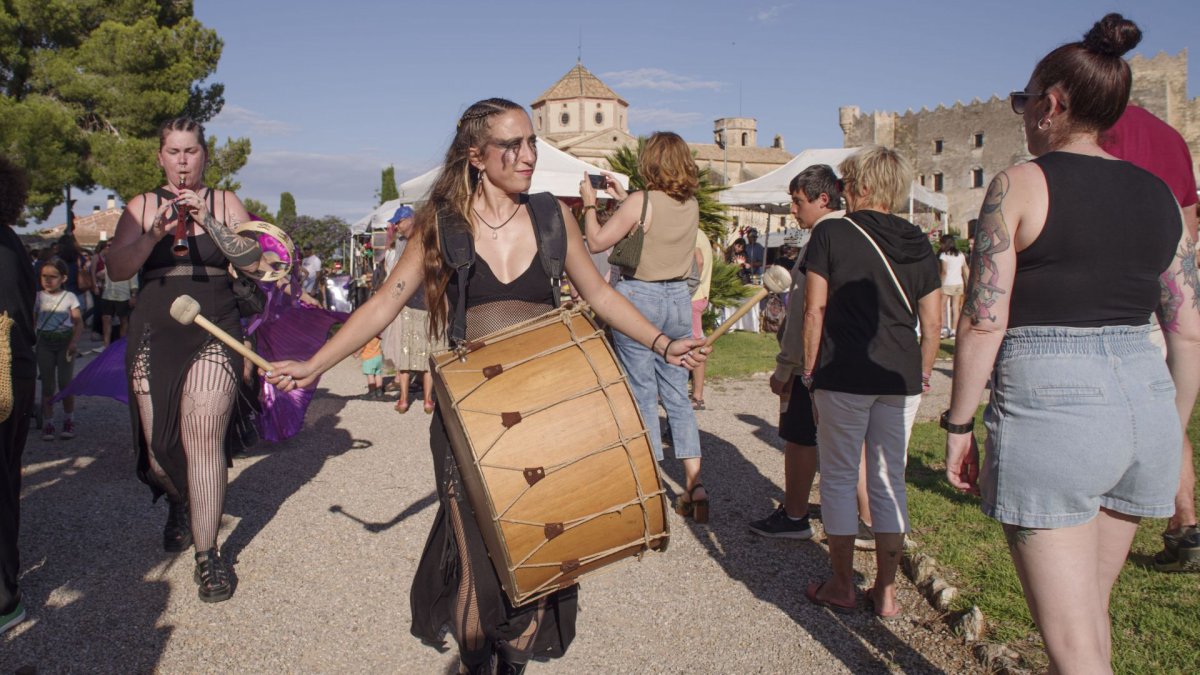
[409,245,579,667]
[125,226,243,501]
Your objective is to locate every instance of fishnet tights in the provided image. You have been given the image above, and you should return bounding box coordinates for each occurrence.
[448,484,544,669]
[132,340,236,551]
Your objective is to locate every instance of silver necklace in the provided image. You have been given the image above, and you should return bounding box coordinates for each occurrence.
[472,204,522,239]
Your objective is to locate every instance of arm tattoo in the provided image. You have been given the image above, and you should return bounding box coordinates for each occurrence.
[205,210,262,268]
[390,280,406,300]
[1180,233,1199,311]
[1003,524,1035,548]
[1157,274,1183,333]
[963,173,1012,325]
[1158,232,1197,332]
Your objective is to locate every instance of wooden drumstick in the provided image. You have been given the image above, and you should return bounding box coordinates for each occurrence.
[704,264,792,347]
[169,294,273,371]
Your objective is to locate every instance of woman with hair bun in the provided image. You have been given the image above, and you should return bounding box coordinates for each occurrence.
[106,117,260,603]
[944,14,1200,671]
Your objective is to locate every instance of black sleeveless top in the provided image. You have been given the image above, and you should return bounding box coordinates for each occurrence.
[1009,152,1182,328]
[447,244,555,341]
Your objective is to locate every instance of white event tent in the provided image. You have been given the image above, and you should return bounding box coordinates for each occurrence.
[351,138,630,234]
[718,147,950,245]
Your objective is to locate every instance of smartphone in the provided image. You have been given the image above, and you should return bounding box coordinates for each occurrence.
[588,174,607,190]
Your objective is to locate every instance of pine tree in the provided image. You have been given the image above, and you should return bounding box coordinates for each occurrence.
[0,1,248,220]
[605,139,729,245]
[277,192,297,226]
[377,165,399,205]
[241,198,274,223]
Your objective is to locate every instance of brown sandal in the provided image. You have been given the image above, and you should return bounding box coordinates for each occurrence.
[674,483,709,523]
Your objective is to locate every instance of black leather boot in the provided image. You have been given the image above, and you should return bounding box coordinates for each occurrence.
[163,500,192,552]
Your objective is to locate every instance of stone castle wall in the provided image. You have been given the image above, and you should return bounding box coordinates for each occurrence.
[840,50,1200,233]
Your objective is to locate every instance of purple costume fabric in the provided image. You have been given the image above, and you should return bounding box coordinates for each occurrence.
[55,230,347,443]
[249,274,347,441]
[52,338,129,404]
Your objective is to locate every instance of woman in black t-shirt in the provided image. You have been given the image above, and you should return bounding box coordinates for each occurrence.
[942,14,1200,671]
[800,145,942,618]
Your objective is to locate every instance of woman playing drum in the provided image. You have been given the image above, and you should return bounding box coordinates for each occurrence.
[266,98,708,673]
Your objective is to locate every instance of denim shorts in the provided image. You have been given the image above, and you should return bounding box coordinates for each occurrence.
[980,324,1181,528]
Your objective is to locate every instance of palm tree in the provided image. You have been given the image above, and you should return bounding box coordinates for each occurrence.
[605,138,728,245]
[605,139,751,320]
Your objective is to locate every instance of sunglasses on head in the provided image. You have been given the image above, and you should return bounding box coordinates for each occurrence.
[1009,90,1046,115]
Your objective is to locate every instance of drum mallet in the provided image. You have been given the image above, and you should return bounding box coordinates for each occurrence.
[704,264,792,346]
[169,294,273,371]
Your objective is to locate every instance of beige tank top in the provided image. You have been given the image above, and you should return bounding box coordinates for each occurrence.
[632,191,699,281]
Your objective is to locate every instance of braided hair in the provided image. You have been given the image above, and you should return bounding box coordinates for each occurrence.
[418,98,525,339]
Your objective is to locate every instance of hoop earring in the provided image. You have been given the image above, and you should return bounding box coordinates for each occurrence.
[1037,117,1052,131]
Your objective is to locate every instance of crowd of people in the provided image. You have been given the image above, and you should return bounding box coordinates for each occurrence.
[1,12,1198,675]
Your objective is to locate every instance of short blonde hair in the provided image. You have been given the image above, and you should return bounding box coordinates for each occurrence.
[839,145,912,212]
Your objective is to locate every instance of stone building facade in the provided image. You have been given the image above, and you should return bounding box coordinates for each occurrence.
[838,50,1200,233]
[532,64,794,242]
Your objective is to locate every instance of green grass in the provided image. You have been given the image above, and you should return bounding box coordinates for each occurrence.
[937,338,955,361]
[905,407,1200,673]
[704,331,778,380]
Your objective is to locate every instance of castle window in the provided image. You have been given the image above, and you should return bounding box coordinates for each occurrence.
[973,132,984,148]
[741,132,748,146]
[933,172,944,192]
[933,139,944,154]
[971,168,984,188]
[560,112,570,126]
[594,111,604,125]
[919,174,927,187]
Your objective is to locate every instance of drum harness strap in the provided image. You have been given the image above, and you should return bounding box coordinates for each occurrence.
[438,192,567,360]
[433,192,568,588]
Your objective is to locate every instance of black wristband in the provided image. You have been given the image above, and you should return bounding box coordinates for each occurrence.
[650,332,667,356]
[940,409,974,434]
[663,338,678,363]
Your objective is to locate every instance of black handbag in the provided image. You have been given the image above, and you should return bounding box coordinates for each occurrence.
[231,275,266,318]
[607,190,651,271]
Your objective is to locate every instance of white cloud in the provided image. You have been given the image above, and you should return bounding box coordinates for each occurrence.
[235,149,424,221]
[752,3,792,22]
[629,108,705,128]
[599,68,724,92]
[210,105,299,136]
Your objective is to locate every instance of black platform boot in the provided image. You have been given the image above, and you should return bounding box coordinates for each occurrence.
[163,500,192,552]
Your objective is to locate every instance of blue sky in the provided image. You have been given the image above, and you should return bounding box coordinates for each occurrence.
[47,0,1200,225]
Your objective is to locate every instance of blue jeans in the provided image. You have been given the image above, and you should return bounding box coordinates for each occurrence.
[612,279,701,461]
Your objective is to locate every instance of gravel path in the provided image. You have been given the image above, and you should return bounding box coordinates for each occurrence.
[3,340,981,673]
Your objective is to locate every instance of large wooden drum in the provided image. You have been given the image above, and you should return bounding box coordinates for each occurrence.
[430,304,669,606]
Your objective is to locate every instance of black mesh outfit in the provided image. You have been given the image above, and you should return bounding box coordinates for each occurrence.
[126,197,243,553]
[409,229,578,671]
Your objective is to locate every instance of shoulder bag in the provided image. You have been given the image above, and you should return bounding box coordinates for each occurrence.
[843,216,913,316]
[606,191,651,271]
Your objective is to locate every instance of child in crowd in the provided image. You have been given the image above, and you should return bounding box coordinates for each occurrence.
[35,258,82,440]
[356,335,385,399]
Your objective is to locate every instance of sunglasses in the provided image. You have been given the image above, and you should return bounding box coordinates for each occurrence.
[1009,90,1046,115]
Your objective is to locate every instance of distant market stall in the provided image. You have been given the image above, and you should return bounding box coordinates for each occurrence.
[719,147,950,246]
[350,138,631,235]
